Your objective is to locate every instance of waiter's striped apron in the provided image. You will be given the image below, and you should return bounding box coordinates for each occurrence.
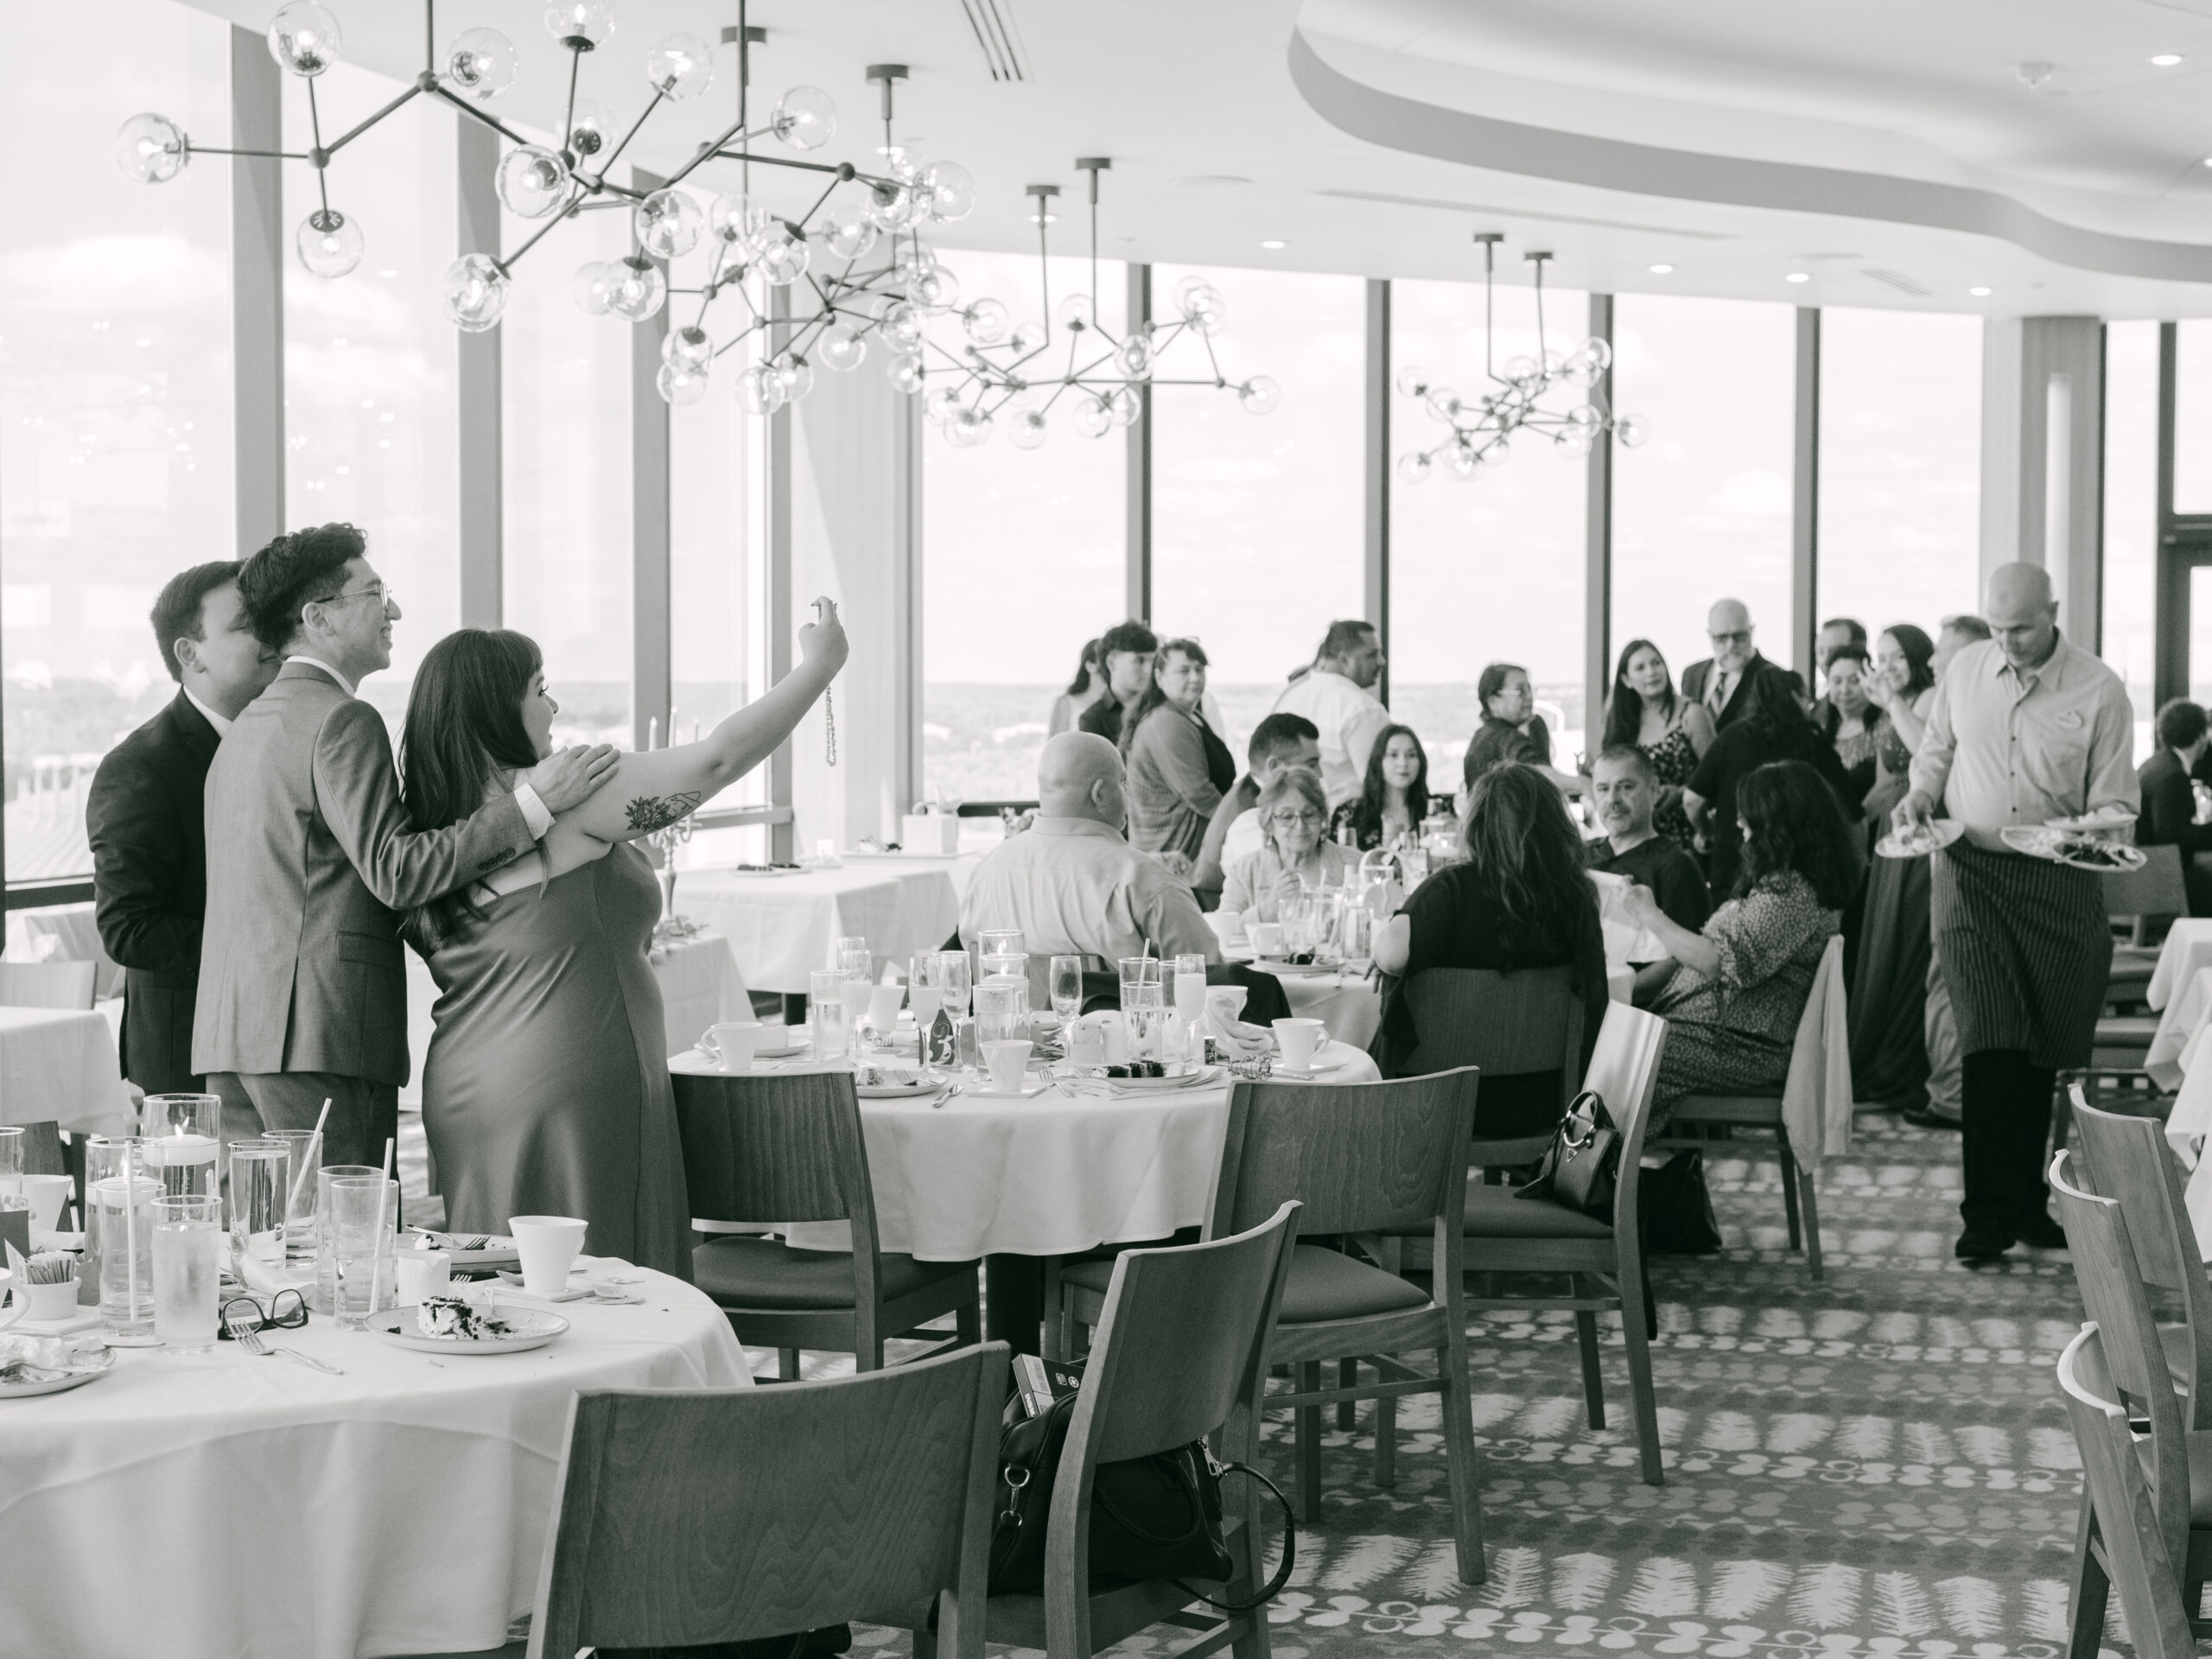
[1929,840,2108,1068]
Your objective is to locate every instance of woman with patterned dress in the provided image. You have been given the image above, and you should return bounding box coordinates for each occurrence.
[400,603,848,1278]
[1622,758,1859,1127]
[1599,639,1715,856]
[1818,645,1882,810]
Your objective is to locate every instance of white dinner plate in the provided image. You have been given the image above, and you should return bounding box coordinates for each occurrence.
[1875,819,1964,860]
[966,1081,1053,1100]
[2045,808,2137,837]
[1062,1065,1222,1094]
[407,1231,521,1270]
[1249,959,1338,978]
[0,1346,112,1399]
[371,1306,569,1355]
[855,1077,945,1099]
[2000,826,2148,872]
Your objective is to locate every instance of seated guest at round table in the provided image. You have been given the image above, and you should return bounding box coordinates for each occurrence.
[1371,763,1608,1134]
[1123,636,1236,870]
[1586,746,1712,933]
[1330,722,1430,851]
[1221,767,1352,926]
[1815,645,1879,809]
[1684,664,1859,895]
[1192,712,1320,911]
[1624,759,1857,1127]
[2137,696,2212,915]
[1464,662,1586,797]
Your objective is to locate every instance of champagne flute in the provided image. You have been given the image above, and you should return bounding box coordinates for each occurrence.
[1050,955,1085,1026]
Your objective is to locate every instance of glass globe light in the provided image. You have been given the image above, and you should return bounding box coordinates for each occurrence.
[1116,331,1154,378]
[570,260,615,315]
[606,257,666,321]
[1237,375,1281,416]
[1180,284,1227,334]
[735,365,785,415]
[1560,352,1599,390]
[1578,335,1612,374]
[1393,364,1427,398]
[1427,386,1461,422]
[1057,293,1094,332]
[497,145,571,219]
[1615,413,1649,448]
[295,208,363,279]
[1566,404,1601,429]
[1009,409,1048,449]
[922,385,963,426]
[772,86,836,151]
[867,181,919,232]
[1503,354,1538,385]
[912,266,960,312]
[777,357,816,403]
[1396,450,1432,484]
[1542,348,1567,378]
[920,160,976,222]
[645,33,713,99]
[544,3,617,47]
[961,299,1008,346]
[663,324,713,373]
[117,113,188,184]
[1073,396,1113,440]
[657,363,709,406]
[443,253,510,333]
[446,28,518,99]
[755,227,810,286]
[1559,429,1592,458]
[565,98,608,161]
[819,206,877,262]
[1107,386,1141,428]
[1446,442,1480,479]
[267,3,341,77]
[1008,320,1045,358]
[947,406,992,448]
[887,353,925,395]
[881,301,925,355]
[817,322,868,372]
[634,188,703,259]
[707,192,767,255]
[1171,275,1210,313]
[1483,435,1512,465]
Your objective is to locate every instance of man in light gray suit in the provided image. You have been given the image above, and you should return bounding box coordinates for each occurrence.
[195,524,616,1170]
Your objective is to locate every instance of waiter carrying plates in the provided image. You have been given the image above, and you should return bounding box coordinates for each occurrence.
[1892,562,2138,1262]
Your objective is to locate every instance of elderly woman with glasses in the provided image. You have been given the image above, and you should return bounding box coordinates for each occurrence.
[1219,766,1351,926]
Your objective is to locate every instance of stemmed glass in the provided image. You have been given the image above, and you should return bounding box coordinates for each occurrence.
[937,950,972,1020]
[1049,955,1085,1026]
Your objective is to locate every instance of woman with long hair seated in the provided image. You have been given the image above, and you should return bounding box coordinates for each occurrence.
[1329,722,1430,851]
[399,603,847,1277]
[1682,664,1859,894]
[1371,763,1609,1136]
[1122,636,1236,868]
[1220,766,1351,926]
[1600,637,1714,854]
[1622,758,1858,1127]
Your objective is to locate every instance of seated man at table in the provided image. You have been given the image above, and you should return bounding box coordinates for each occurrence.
[1586,746,1713,933]
[2138,697,2212,915]
[1191,713,1322,911]
[960,731,1220,969]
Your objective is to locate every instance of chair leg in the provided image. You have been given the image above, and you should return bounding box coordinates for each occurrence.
[957,1295,981,1348]
[1337,1358,1358,1430]
[779,1347,802,1381]
[2068,1492,2109,1659]
[1796,1155,1825,1281]
[912,1623,938,1659]
[1574,1310,1606,1430]
[1297,1361,1324,1523]
[2051,1073,2074,1156]
[1617,1272,1663,1487]
[1230,1395,1274,1659]
[1041,1256,1065,1361]
[1433,1346,1488,1586]
[1375,1389,1398,1488]
[1779,1140,1803,1251]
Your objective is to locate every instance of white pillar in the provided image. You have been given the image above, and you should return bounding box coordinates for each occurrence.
[1980,315,2103,643]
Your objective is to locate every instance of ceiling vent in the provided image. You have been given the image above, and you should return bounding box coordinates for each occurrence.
[954,0,1031,81]
[1859,267,1933,297]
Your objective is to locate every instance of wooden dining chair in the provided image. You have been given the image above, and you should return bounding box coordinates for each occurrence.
[1064,1068,1489,1586]
[2050,1148,2212,1650]
[0,960,97,1011]
[674,1069,981,1377]
[525,1341,1007,1659]
[2068,1096,2212,1421]
[912,1201,1300,1659]
[2058,1323,2199,1659]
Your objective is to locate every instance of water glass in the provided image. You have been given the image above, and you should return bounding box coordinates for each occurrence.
[810,969,854,1060]
[979,928,1025,959]
[142,1093,221,1200]
[838,974,874,1033]
[153,1192,221,1352]
[981,952,1030,1020]
[95,1173,160,1344]
[1174,966,1209,1035]
[0,1124,22,1205]
[937,950,972,1020]
[327,1175,398,1329]
[1049,955,1085,1024]
[1117,957,1161,1007]
[975,979,1025,1047]
[314,1163,383,1315]
[1123,982,1166,1061]
[261,1128,323,1267]
[835,935,873,977]
[1340,904,1374,964]
[229,1141,290,1269]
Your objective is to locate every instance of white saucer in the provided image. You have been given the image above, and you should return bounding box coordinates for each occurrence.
[967,1081,1052,1100]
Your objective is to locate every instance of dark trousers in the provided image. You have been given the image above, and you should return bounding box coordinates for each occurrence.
[207,1071,399,1176]
[1959,1048,2056,1233]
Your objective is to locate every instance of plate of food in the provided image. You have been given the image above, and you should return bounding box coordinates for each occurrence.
[404,1230,521,1270]
[373,1296,569,1355]
[0,1336,113,1399]
[852,1064,947,1099]
[2000,825,2148,872]
[1875,818,1964,860]
[1065,1061,1221,1093]
[2044,807,2138,839]
[1249,957,1339,978]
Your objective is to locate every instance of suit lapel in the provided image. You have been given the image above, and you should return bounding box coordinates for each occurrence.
[168,690,219,767]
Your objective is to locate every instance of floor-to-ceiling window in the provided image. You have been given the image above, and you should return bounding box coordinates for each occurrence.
[1151,266,1363,753]
[2104,321,2158,759]
[1,0,234,883]
[921,250,1124,804]
[1814,307,1981,674]
[1389,278,1590,776]
[1611,295,1796,690]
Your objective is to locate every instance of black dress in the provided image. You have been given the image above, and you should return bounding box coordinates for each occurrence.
[1686,720,1860,897]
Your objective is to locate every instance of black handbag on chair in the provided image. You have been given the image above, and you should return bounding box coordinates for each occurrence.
[1514,1089,1621,1218]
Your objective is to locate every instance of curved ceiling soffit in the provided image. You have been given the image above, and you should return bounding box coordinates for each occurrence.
[1287,29,2212,287]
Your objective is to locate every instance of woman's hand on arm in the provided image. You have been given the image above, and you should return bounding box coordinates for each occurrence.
[1622,883,1719,975]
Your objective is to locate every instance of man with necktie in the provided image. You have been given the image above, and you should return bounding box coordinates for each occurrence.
[1681,598,1803,729]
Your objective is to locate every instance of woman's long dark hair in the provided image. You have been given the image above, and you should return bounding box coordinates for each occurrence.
[1065,637,1101,698]
[1600,638,1676,751]
[1734,759,1861,908]
[1878,623,1937,700]
[1344,723,1430,846]
[1458,762,1599,963]
[1737,663,1812,744]
[1118,638,1206,758]
[399,628,544,947]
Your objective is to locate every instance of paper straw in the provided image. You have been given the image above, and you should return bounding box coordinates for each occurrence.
[368,1137,393,1317]
[123,1142,139,1324]
[282,1098,333,1224]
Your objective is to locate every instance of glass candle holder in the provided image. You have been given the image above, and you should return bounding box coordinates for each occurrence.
[141,1094,221,1201]
[810,969,854,1060]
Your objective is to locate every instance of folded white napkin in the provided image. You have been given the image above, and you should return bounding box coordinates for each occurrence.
[238,1253,314,1300]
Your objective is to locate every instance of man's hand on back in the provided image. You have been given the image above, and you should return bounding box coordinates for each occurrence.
[526,745,620,814]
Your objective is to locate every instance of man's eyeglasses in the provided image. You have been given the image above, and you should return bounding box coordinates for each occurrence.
[219,1289,308,1339]
[1708,629,1751,647]
[1268,810,1325,829]
[313,582,394,611]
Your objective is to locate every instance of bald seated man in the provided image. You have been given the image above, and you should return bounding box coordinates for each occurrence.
[958,731,1220,972]
[1681,597,1804,729]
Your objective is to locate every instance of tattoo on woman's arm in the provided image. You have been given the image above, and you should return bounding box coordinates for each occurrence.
[622,792,702,833]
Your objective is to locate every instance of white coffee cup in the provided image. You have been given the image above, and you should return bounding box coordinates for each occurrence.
[1250,922,1284,957]
[395,1249,452,1308]
[507,1216,588,1296]
[18,1173,73,1234]
[982,1039,1033,1094]
[1274,1017,1328,1072]
[1205,909,1243,953]
[704,1020,763,1071]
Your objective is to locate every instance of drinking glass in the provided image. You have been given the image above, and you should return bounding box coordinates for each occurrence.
[1174,963,1208,1037]
[838,974,874,1034]
[980,952,1029,1020]
[0,1124,22,1205]
[1279,895,1313,957]
[327,1175,398,1328]
[909,953,945,1037]
[979,928,1025,959]
[835,935,873,977]
[1117,957,1161,1008]
[1340,904,1374,964]
[314,1163,382,1315]
[937,950,972,1020]
[141,1093,221,1200]
[975,979,1024,1047]
[153,1192,222,1352]
[1123,982,1166,1061]
[1049,955,1085,1024]
[228,1141,289,1269]
[95,1171,160,1344]
[810,969,854,1060]
[260,1128,324,1268]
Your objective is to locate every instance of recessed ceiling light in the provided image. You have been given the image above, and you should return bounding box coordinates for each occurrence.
[1648,263,1675,275]
[2152,53,2185,66]
[1785,271,1811,283]
[1258,238,1287,250]
[1969,285,1993,296]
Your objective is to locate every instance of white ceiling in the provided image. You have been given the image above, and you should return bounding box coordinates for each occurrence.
[170,0,2212,318]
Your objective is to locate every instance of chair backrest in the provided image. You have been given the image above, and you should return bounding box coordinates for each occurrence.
[13,904,123,1001]
[1402,967,1583,1097]
[1064,1201,1299,1471]
[2057,1324,2199,1659]
[526,1342,1008,1659]
[0,960,96,1011]
[671,1069,874,1237]
[1580,1003,1669,1247]
[14,1122,67,1178]
[2104,844,2189,931]
[1210,1068,1480,1240]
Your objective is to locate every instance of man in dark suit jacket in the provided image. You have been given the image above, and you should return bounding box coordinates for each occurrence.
[2139,697,2212,915]
[1679,596,1806,729]
[86,563,281,1096]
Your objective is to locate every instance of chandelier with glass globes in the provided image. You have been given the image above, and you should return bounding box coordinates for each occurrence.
[913,158,1278,450]
[1394,233,1648,483]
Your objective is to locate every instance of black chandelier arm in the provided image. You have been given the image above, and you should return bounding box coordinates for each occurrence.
[560,40,585,164]
[701,146,875,188]
[186,144,313,161]
[427,83,540,152]
[321,80,423,160]
[305,78,331,217]
[591,86,670,186]
[496,195,585,274]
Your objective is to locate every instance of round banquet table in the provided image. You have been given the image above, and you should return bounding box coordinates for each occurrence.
[0,1264,749,1659]
[673,1042,1382,1261]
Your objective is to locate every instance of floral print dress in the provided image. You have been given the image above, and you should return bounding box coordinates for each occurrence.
[1642,719,1701,853]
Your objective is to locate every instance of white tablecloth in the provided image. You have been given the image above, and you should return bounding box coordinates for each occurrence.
[2149,965,2212,1093]
[675,1043,1382,1261]
[2149,919,2212,1010]
[678,859,969,994]
[0,1006,133,1138]
[0,1264,749,1659]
